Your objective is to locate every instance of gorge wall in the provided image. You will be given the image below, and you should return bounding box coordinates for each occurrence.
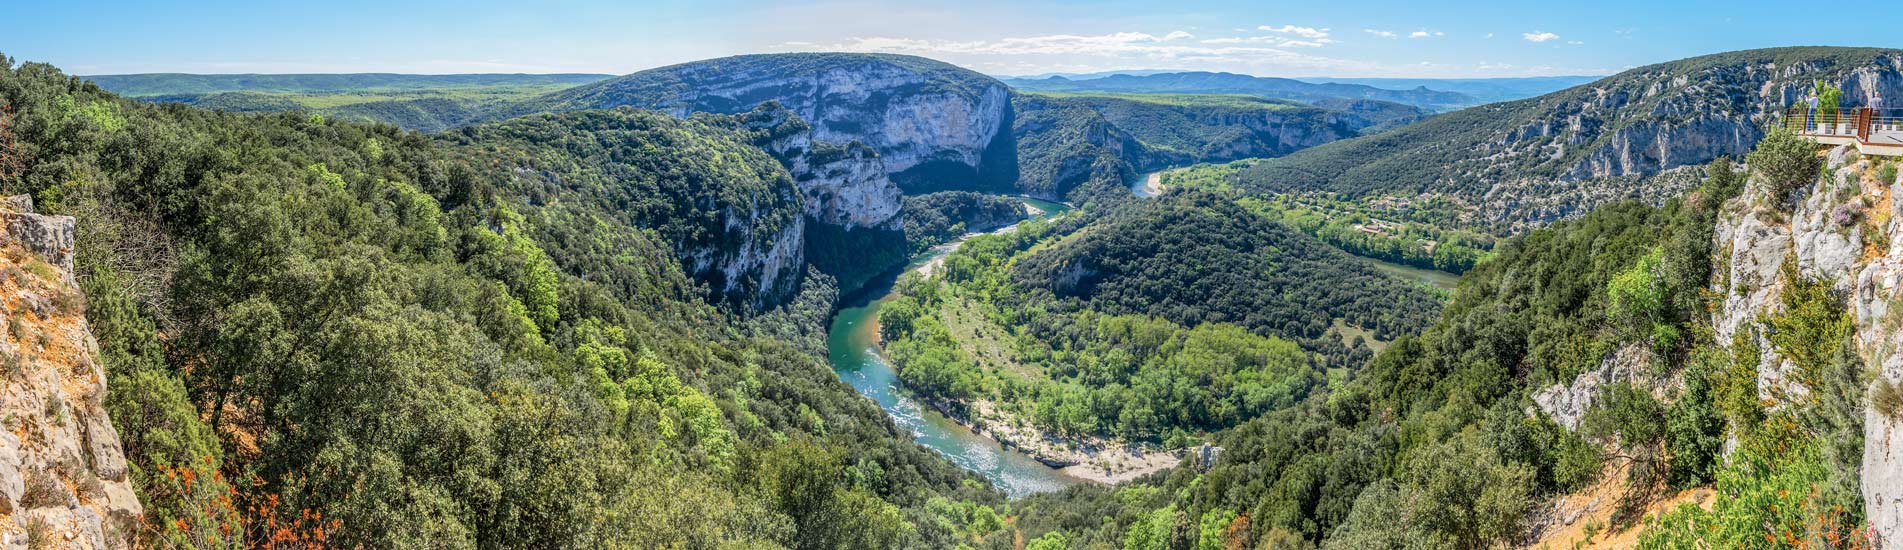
[1711,146,1901,543]
[0,195,142,549]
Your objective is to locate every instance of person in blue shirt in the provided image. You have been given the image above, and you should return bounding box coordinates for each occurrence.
[1808,91,1821,130]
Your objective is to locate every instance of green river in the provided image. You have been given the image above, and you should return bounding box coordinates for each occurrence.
[824,197,1082,497]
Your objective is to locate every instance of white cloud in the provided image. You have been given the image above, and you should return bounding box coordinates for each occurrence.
[1484,32,1495,39]
[1201,36,1327,48]
[1523,31,1560,42]
[1163,30,1194,41]
[1408,30,1444,38]
[1364,29,1397,38]
[1566,40,1584,45]
[1258,25,1331,39]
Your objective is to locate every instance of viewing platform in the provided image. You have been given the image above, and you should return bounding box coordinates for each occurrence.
[1783,106,1903,156]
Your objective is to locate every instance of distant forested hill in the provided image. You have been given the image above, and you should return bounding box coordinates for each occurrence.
[1005,71,1476,111]
[497,52,1022,193]
[85,72,611,95]
[1010,91,1421,199]
[1296,75,1599,104]
[1224,46,1903,233]
[85,73,611,132]
[81,55,1425,205]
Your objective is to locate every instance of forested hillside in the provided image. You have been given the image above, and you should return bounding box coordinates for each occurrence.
[1228,46,1903,233]
[0,53,1006,548]
[1009,91,1412,201]
[90,73,609,133]
[1005,155,1753,548]
[995,131,1897,548]
[873,190,1443,483]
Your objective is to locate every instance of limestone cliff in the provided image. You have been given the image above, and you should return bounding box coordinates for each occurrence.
[1712,146,1902,543]
[706,102,903,230]
[0,195,143,548]
[517,52,1014,194]
[1240,47,1903,234]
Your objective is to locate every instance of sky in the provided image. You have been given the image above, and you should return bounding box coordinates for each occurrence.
[5,0,1891,79]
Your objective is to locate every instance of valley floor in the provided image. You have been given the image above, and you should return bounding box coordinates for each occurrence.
[936,398,1183,485]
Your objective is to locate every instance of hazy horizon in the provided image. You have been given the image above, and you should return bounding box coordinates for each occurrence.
[13,0,1893,79]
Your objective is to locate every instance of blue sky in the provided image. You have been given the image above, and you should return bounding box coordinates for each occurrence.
[6,0,1889,78]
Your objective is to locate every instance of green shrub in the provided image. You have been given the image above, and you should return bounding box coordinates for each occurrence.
[1746,127,1822,202]
[1873,378,1903,419]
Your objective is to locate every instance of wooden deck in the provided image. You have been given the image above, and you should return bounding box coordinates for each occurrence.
[1784,106,1903,156]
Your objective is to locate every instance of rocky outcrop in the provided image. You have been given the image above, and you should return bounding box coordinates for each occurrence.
[692,200,806,310]
[1712,147,1902,544]
[1533,344,1656,430]
[0,196,143,548]
[715,103,903,229]
[524,53,1014,193]
[1244,47,1903,234]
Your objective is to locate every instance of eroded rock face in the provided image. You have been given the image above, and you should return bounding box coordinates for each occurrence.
[1533,344,1655,431]
[727,103,903,229]
[0,196,143,548]
[1712,148,1903,544]
[536,53,1013,194]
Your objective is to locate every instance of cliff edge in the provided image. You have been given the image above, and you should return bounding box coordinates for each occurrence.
[0,195,142,548]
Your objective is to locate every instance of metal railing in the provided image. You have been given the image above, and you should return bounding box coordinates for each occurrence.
[1781,106,1903,143]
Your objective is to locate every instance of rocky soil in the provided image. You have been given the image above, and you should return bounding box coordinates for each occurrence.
[1710,145,1902,543]
[0,195,142,549]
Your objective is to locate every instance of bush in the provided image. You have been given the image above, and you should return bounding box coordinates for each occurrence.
[1874,378,1903,420]
[1746,127,1822,202]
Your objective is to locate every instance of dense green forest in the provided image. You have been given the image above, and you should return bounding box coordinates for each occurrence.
[1012,193,1442,345]
[435,107,806,309]
[1160,161,1493,273]
[1,54,1010,548]
[901,190,1028,251]
[878,192,1443,446]
[999,144,1871,548]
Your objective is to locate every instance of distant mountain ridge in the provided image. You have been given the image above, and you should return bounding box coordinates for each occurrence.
[1294,75,1600,104]
[1228,46,1903,233]
[1004,71,1477,110]
[85,72,612,95]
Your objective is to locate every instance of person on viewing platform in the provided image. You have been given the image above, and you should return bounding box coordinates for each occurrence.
[1808,91,1821,127]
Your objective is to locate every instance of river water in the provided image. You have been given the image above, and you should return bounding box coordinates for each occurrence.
[824,197,1082,498]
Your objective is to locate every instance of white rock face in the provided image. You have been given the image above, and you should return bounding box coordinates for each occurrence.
[1711,147,1903,544]
[573,54,1012,195]
[752,113,903,230]
[0,197,142,549]
[861,81,1009,176]
[680,197,807,309]
[1533,344,1655,430]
